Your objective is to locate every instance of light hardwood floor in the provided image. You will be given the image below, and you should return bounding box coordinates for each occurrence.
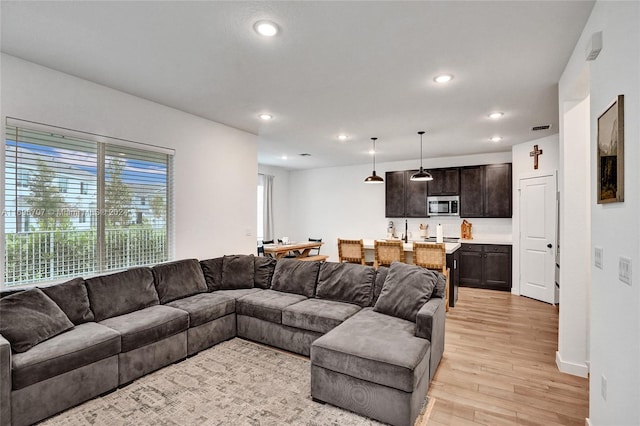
[426,287,589,425]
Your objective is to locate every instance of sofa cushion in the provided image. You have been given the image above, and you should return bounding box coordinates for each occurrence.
[374,262,436,322]
[282,299,361,334]
[11,322,121,390]
[86,267,159,322]
[221,255,255,289]
[152,259,208,304]
[271,259,321,297]
[99,305,188,352]
[214,288,262,300]
[166,293,235,328]
[40,277,94,324]
[372,266,388,306]
[200,257,223,291]
[311,308,430,393]
[236,289,307,324]
[254,256,277,289]
[433,271,447,299]
[0,288,24,298]
[0,288,74,353]
[316,262,375,307]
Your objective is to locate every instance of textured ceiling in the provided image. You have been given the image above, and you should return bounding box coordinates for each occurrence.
[1,1,594,169]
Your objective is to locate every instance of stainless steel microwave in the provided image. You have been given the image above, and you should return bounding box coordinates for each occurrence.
[427,196,460,216]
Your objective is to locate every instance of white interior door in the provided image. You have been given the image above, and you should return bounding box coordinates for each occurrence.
[519,173,557,304]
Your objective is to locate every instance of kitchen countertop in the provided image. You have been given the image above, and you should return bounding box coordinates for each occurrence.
[458,236,513,245]
[362,239,461,254]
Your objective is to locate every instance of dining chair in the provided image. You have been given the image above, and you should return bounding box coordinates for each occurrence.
[413,242,449,312]
[337,239,366,265]
[308,238,322,255]
[374,240,405,269]
[258,240,274,257]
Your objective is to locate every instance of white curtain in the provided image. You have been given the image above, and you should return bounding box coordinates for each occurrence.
[263,174,275,241]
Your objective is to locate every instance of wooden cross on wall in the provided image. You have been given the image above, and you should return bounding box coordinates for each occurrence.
[530,144,543,170]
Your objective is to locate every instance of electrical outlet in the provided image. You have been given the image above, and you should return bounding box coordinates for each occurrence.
[601,374,607,401]
[594,247,603,269]
[619,257,632,285]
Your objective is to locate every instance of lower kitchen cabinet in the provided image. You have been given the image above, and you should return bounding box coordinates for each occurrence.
[459,244,511,291]
[446,249,460,307]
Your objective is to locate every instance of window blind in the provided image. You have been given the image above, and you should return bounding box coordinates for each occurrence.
[4,123,173,287]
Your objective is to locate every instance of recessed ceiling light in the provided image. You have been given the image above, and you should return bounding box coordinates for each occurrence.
[490,136,502,142]
[281,155,288,160]
[259,113,273,121]
[488,112,504,119]
[338,134,348,141]
[254,20,279,37]
[434,74,453,84]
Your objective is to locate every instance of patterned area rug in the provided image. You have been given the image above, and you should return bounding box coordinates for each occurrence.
[42,338,416,425]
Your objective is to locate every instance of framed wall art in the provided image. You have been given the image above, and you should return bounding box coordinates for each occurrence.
[597,94,624,204]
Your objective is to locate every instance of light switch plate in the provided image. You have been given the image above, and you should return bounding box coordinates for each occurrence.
[601,374,607,401]
[594,247,603,269]
[619,257,632,285]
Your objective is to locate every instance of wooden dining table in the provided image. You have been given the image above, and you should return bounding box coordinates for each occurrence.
[263,241,324,260]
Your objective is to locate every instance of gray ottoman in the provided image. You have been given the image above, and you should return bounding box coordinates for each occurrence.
[310,308,431,426]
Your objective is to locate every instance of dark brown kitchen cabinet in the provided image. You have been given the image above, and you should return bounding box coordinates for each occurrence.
[460,163,512,218]
[484,163,512,217]
[427,168,460,196]
[459,244,511,291]
[385,170,428,218]
[385,171,405,218]
[460,166,484,217]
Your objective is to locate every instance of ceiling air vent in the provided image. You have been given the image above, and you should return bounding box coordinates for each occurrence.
[299,153,311,157]
[531,124,552,131]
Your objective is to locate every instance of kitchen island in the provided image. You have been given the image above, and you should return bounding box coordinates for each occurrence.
[362,239,461,256]
[363,239,461,308]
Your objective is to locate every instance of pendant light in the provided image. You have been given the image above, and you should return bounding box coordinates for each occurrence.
[364,137,384,183]
[410,131,433,181]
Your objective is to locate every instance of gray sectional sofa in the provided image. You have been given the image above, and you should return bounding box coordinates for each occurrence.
[0,255,446,426]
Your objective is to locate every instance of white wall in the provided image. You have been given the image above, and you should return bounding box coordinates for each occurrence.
[558,96,591,378]
[257,164,290,241]
[560,1,640,424]
[286,152,512,262]
[1,54,258,266]
[511,133,560,298]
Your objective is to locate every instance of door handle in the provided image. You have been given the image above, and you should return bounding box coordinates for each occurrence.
[547,243,553,249]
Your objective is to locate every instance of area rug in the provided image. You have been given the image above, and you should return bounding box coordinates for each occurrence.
[42,338,427,425]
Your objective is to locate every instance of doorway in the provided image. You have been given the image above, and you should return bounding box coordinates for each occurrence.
[519,172,558,304]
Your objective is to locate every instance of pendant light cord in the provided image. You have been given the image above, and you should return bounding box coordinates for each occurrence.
[418,131,425,170]
[372,137,378,171]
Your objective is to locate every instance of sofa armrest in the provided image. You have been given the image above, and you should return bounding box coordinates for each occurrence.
[0,334,11,426]
[415,296,445,341]
[415,296,446,381]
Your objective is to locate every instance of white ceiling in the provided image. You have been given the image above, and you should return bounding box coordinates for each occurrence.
[1,1,594,170]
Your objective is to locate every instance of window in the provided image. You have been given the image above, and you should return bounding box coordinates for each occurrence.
[58,177,68,193]
[4,122,174,287]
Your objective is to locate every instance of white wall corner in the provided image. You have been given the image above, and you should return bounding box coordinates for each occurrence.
[556,350,589,378]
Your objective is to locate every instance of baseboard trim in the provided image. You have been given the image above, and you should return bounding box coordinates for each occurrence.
[556,351,589,378]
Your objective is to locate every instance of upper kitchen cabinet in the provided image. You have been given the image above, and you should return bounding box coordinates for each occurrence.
[427,168,460,196]
[385,171,405,217]
[385,170,428,218]
[460,166,484,217]
[460,163,512,218]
